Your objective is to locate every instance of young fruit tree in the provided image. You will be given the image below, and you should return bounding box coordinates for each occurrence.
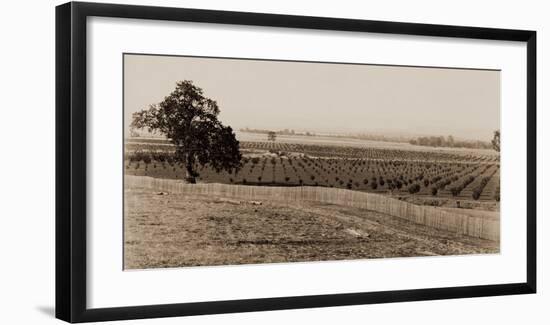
[130,80,242,183]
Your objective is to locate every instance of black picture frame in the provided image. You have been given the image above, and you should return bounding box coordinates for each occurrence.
[56,1,537,323]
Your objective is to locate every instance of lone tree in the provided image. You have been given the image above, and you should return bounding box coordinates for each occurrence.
[267,131,277,142]
[492,130,500,152]
[131,80,241,183]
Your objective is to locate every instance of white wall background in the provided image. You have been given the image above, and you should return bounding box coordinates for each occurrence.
[0,0,546,324]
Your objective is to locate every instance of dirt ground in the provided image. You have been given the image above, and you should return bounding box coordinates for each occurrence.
[124,186,499,269]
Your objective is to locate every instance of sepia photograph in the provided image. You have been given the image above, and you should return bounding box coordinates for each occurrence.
[123,53,501,270]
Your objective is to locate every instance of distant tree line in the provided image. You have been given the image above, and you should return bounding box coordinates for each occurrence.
[409,135,493,150]
[241,127,500,152]
[241,128,408,142]
[325,133,410,143]
[240,127,316,137]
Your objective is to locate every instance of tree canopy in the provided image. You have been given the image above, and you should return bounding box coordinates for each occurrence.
[130,80,241,183]
[492,130,500,152]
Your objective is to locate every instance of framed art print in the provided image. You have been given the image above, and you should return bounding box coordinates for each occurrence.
[56,2,536,323]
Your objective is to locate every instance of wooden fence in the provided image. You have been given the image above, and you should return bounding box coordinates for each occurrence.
[125,175,499,241]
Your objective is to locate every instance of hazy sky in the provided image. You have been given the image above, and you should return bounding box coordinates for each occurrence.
[124,54,500,141]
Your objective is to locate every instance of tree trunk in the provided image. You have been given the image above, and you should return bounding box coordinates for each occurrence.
[184,169,196,184]
[184,155,196,184]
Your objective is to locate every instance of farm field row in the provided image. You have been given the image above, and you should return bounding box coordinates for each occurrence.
[235,131,498,156]
[124,135,500,202]
[126,139,498,163]
[124,154,500,201]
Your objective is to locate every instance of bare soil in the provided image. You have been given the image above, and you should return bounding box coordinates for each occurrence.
[124,186,499,269]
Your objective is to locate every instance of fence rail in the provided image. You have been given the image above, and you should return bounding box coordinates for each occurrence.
[125,175,499,241]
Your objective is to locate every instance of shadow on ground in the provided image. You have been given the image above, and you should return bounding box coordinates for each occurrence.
[36,306,55,317]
